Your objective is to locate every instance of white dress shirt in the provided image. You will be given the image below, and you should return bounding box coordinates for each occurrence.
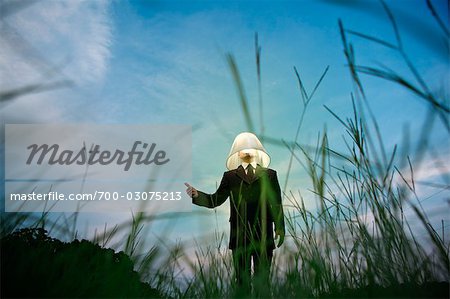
[241,161,257,174]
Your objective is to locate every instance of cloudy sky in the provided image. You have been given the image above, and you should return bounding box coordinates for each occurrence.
[1,0,449,250]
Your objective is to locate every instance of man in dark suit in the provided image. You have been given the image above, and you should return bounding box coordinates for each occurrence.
[185,132,285,293]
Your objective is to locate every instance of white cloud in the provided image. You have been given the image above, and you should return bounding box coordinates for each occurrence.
[414,157,450,183]
[393,152,450,197]
[2,0,112,85]
[1,0,113,122]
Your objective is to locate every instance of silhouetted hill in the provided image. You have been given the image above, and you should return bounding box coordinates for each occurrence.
[1,228,162,298]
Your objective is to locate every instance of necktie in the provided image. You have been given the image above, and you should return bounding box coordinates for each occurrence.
[246,164,254,181]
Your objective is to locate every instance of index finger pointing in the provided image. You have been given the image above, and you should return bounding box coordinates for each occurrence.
[184,182,191,188]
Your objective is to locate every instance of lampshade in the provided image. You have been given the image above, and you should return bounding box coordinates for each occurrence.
[226,132,270,170]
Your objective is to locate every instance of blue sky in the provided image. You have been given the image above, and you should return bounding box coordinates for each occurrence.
[1,0,449,250]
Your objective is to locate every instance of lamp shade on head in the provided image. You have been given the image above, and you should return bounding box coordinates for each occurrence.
[226,132,270,170]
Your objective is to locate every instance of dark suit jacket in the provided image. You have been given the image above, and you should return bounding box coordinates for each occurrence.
[193,164,285,251]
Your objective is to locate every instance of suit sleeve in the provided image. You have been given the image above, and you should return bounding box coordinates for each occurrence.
[192,172,230,208]
[269,170,285,234]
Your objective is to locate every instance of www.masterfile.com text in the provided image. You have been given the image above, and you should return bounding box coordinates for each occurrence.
[9,191,182,201]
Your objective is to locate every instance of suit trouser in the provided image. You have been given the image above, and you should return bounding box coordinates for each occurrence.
[232,247,273,291]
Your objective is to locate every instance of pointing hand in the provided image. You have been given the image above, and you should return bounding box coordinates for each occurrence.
[184,182,198,198]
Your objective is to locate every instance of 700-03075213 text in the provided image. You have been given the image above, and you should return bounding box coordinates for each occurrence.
[9,191,182,201]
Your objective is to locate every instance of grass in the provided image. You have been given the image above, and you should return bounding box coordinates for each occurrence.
[1,0,449,298]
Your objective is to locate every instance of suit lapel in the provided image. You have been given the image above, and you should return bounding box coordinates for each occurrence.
[254,165,264,180]
[235,164,264,184]
[236,165,249,184]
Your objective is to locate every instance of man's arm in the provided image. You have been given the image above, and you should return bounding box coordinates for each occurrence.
[268,170,285,247]
[185,173,230,208]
